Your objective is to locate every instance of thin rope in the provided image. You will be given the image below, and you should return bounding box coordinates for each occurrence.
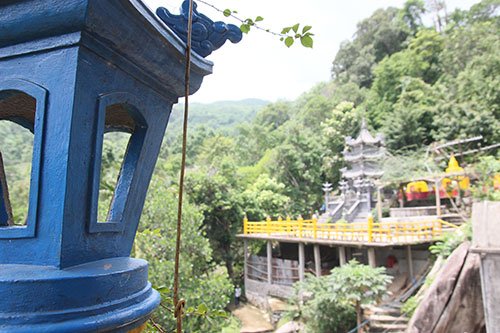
[173,0,194,332]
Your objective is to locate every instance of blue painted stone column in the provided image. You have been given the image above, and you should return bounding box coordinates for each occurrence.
[0,0,240,332]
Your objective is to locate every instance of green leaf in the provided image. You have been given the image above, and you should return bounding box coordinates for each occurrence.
[300,35,314,48]
[197,303,208,315]
[223,9,231,17]
[240,24,250,34]
[213,310,228,317]
[255,16,264,22]
[292,23,300,33]
[302,25,312,33]
[285,36,294,47]
[281,27,292,34]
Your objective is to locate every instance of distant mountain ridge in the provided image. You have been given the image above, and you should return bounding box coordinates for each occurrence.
[168,98,269,132]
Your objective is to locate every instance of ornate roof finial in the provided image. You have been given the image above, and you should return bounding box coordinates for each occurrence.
[361,117,368,130]
[446,154,463,173]
[157,0,243,57]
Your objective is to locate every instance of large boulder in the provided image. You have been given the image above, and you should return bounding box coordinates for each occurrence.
[407,241,485,332]
[433,251,485,332]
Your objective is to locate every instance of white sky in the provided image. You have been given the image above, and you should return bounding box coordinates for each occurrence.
[144,0,480,103]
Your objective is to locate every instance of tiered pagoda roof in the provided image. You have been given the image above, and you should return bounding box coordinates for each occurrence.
[345,119,384,147]
[341,119,384,180]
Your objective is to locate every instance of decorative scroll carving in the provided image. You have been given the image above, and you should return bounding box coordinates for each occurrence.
[157,0,243,57]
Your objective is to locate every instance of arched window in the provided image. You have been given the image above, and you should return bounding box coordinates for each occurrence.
[89,93,147,233]
[0,80,46,238]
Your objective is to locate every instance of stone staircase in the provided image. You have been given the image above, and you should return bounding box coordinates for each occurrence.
[441,212,467,226]
[352,211,370,223]
[365,303,409,333]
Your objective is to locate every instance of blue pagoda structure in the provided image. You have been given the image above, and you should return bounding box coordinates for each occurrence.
[0,0,240,331]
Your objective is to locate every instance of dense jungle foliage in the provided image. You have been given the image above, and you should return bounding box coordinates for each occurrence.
[0,0,498,331]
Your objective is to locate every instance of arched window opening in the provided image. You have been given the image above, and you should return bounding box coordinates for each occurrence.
[95,102,146,226]
[98,131,131,222]
[0,91,35,227]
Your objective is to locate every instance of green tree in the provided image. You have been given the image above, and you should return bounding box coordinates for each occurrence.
[135,179,233,333]
[433,51,500,144]
[367,28,444,127]
[185,134,244,280]
[383,77,438,150]
[254,101,291,130]
[271,127,324,215]
[471,155,500,201]
[186,166,243,280]
[329,260,392,330]
[295,260,392,333]
[239,173,291,220]
[320,101,361,185]
[295,275,356,333]
[332,5,413,87]
[400,0,426,34]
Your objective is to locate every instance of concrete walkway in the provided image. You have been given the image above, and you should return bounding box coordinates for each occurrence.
[232,303,274,333]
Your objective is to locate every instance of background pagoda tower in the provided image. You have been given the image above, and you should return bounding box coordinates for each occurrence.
[325,119,385,222]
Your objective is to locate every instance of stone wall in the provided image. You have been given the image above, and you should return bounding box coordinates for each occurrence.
[245,278,295,298]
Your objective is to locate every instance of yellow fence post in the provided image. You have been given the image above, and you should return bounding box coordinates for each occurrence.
[313,216,318,239]
[298,215,304,238]
[243,215,248,234]
[286,215,291,234]
[368,215,374,243]
[266,216,271,235]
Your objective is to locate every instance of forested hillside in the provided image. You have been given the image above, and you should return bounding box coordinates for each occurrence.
[0,0,498,331]
[168,98,268,134]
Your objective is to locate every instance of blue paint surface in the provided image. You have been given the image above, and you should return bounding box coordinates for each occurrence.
[0,184,8,226]
[157,0,243,57]
[0,0,232,331]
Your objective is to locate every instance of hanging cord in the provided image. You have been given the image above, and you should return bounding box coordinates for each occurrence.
[173,0,194,332]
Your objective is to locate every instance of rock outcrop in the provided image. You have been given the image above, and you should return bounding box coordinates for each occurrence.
[407,241,485,333]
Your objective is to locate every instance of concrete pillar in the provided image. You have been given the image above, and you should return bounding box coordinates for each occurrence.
[435,179,442,217]
[314,244,321,277]
[339,246,347,266]
[244,239,248,281]
[267,241,272,284]
[406,245,414,282]
[346,247,352,262]
[298,243,305,282]
[377,187,383,221]
[472,201,500,332]
[368,247,376,268]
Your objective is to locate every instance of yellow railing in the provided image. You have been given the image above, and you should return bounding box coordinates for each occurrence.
[243,216,459,243]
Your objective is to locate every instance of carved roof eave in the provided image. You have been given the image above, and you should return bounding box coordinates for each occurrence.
[156,1,243,58]
[343,151,385,161]
[341,170,385,179]
[0,0,214,99]
[345,133,384,146]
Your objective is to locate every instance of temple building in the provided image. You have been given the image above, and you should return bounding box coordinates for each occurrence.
[237,121,458,306]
